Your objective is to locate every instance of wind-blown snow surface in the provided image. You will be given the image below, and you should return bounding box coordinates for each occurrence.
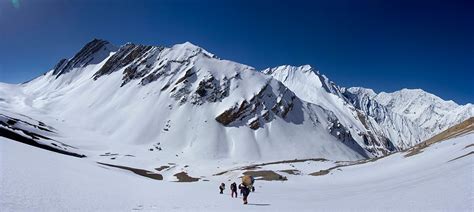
[1,132,472,211]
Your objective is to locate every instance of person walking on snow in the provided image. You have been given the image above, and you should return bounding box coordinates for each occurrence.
[219,183,225,194]
[241,185,250,204]
[241,175,254,204]
[238,183,244,196]
[230,182,238,198]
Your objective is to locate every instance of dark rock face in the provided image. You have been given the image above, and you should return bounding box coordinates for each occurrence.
[53,39,112,78]
[326,118,370,158]
[93,43,163,87]
[343,90,387,123]
[190,75,230,105]
[215,82,297,130]
[168,68,233,106]
[140,47,204,86]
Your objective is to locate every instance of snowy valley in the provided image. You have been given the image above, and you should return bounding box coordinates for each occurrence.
[0,39,473,211]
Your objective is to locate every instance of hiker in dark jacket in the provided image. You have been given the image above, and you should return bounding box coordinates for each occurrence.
[241,185,251,204]
[219,183,225,194]
[238,183,244,195]
[230,182,238,198]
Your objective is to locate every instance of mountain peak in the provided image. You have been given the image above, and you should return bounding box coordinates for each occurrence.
[378,88,458,107]
[52,38,117,77]
[170,41,215,58]
[346,87,377,98]
[263,64,314,75]
[399,88,426,94]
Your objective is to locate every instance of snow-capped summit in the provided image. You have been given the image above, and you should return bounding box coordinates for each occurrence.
[262,65,346,99]
[172,41,216,58]
[346,87,377,98]
[53,39,118,78]
[375,88,474,134]
[344,87,473,143]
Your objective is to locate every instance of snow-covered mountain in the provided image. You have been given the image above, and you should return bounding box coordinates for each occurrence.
[342,87,430,149]
[263,65,397,155]
[0,39,375,166]
[376,88,473,132]
[263,65,473,150]
[344,87,474,144]
[0,38,472,166]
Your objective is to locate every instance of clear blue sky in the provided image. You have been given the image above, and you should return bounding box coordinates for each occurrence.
[0,0,472,104]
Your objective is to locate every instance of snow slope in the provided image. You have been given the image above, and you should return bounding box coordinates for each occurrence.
[344,87,431,149]
[263,66,473,151]
[264,65,415,152]
[0,39,370,166]
[1,38,471,166]
[1,126,472,211]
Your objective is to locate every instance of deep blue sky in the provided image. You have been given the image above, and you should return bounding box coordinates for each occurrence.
[0,0,472,104]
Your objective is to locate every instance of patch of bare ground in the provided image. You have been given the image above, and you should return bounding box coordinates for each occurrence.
[279,169,300,175]
[98,162,163,180]
[174,172,200,182]
[405,117,474,157]
[310,169,331,176]
[309,153,395,176]
[155,165,170,171]
[242,170,287,181]
[214,158,327,176]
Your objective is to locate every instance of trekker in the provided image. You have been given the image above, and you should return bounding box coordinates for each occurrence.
[230,182,238,198]
[241,185,250,204]
[241,175,254,204]
[219,183,225,194]
[238,183,244,195]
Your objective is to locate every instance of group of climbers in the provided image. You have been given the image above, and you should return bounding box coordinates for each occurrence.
[218,175,255,204]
